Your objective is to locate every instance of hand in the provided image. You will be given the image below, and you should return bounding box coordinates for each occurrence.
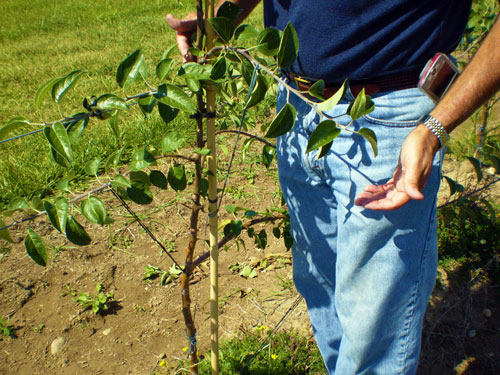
[354,125,440,211]
[166,13,198,62]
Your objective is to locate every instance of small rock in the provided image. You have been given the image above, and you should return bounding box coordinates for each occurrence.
[102,328,112,336]
[51,337,66,355]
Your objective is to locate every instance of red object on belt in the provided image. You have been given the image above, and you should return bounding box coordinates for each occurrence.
[290,70,421,98]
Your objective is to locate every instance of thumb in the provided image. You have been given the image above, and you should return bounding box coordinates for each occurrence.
[403,168,425,201]
[166,13,197,32]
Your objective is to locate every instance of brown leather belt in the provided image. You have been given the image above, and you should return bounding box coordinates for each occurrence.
[289,70,421,98]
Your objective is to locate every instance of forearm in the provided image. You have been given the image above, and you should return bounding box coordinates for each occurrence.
[431,18,500,134]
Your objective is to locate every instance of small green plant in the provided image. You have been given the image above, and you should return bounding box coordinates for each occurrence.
[72,283,114,315]
[0,316,14,339]
[143,264,183,285]
[438,198,500,281]
[189,328,326,374]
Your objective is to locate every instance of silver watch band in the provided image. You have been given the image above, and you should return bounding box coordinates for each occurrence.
[420,114,450,149]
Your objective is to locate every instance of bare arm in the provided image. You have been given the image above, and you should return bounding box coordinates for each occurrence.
[355,18,500,210]
[166,0,261,61]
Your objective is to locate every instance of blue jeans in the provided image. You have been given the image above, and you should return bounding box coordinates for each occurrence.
[276,83,443,374]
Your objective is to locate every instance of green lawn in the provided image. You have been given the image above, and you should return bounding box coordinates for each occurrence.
[0,0,264,208]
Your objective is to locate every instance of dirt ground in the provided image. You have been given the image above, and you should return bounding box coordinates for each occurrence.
[0,154,499,375]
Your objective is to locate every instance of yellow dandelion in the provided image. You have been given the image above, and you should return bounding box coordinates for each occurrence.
[158,360,167,367]
[182,346,189,352]
[271,354,278,360]
[257,325,268,331]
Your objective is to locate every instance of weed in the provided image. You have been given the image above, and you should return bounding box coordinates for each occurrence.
[438,199,500,282]
[275,274,294,292]
[72,283,114,315]
[188,328,326,374]
[33,323,45,333]
[143,264,183,286]
[0,317,14,339]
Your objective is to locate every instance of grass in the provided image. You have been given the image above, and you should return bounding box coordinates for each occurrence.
[0,0,266,210]
[174,328,326,375]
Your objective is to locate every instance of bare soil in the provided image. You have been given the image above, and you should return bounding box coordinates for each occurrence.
[0,155,499,375]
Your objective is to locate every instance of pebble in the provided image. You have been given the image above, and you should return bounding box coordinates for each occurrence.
[50,337,66,355]
[102,328,112,336]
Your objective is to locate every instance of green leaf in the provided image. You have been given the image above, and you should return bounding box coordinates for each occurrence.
[246,74,269,109]
[262,145,276,167]
[0,219,13,243]
[25,229,47,266]
[156,58,174,80]
[317,141,333,159]
[0,117,30,141]
[158,84,196,113]
[194,148,211,156]
[116,49,145,89]
[316,79,347,112]
[130,148,157,171]
[358,128,378,157]
[178,62,213,80]
[216,1,241,22]
[348,89,375,120]
[95,94,128,111]
[150,170,168,189]
[208,17,235,43]
[105,148,124,173]
[161,131,184,152]
[157,102,179,125]
[65,215,92,246]
[161,45,177,60]
[112,174,132,188]
[84,157,101,176]
[308,80,325,101]
[126,185,153,205]
[210,57,227,80]
[66,117,88,144]
[168,164,187,191]
[9,197,30,211]
[108,112,120,140]
[240,265,257,279]
[256,28,281,56]
[35,77,60,108]
[51,70,84,103]
[200,178,209,197]
[81,196,112,225]
[55,178,71,192]
[467,156,483,182]
[265,103,296,138]
[138,96,156,115]
[31,196,45,212]
[443,176,462,196]
[277,22,299,68]
[485,153,500,174]
[44,122,73,166]
[235,24,259,41]
[185,78,201,93]
[129,171,152,186]
[44,197,69,233]
[306,120,340,153]
[254,229,268,249]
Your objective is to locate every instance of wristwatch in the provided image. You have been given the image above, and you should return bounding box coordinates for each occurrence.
[420,114,450,149]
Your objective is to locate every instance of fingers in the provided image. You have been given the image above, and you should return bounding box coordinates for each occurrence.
[166,13,197,62]
[166,14,197,32]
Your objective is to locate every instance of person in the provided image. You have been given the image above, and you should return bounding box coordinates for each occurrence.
[167,1,500,374]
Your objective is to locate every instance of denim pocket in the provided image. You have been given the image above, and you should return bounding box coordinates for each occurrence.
[362,88,435,127]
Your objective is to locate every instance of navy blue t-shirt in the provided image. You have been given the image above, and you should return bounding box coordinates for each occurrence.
[263,0,472,82]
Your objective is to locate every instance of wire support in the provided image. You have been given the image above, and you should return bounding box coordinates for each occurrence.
[109,187,186,274]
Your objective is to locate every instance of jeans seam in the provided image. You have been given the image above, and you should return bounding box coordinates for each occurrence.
[399,197,437,374]
[362,115,421,127]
